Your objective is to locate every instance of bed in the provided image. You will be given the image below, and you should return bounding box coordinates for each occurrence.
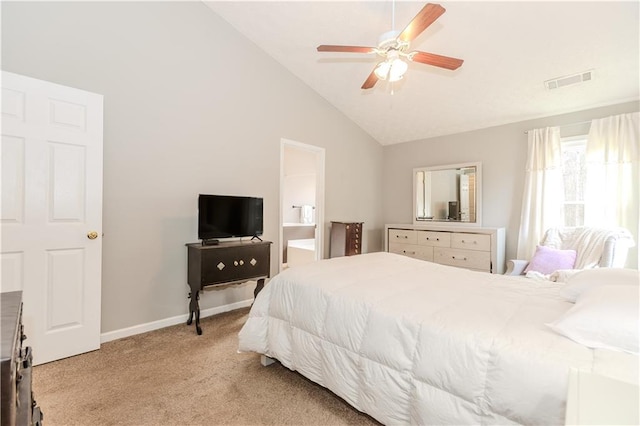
[238,252,639,425]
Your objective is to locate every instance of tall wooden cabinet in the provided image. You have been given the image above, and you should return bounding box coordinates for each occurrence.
[330,222,363,258]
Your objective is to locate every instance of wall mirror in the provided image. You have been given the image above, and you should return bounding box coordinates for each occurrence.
[413,162,482,226]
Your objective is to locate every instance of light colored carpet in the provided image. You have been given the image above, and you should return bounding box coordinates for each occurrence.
[33,307,380,425]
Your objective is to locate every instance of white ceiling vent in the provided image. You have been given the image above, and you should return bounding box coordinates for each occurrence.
[545,70,594,90]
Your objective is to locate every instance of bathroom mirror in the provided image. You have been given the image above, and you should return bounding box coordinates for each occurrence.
[413,162,482,226]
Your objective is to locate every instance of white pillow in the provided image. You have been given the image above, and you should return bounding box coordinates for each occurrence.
[548,284,639,354]
[559,268,640,303]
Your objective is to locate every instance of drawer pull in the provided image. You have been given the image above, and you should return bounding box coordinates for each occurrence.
[461,240,477,244]
[452,256,467,261]
[426,237,440,241]
[234,261,239,266]
[397,235,408,239]
[404,250,416,255]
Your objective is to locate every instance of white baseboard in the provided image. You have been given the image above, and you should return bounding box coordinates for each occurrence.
[100,299,253,344]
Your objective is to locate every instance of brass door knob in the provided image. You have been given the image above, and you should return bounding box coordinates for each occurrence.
[87,231,99,240]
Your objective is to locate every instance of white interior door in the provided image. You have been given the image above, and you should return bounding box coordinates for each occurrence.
[1,71,103,365]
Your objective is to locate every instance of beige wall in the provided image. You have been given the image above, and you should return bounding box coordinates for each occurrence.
[2,2,384,333]
[382,100,640,266]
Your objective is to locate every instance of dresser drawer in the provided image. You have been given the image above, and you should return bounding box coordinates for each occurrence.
[389,243,434,261]
[347,223,361,237]
[417,231,450,247]
[349,224,362,253]
[434,247,491,271]
[388,229,417,245]
[450,233,491,252]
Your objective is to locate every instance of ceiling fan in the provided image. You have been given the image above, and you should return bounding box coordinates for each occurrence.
[317,2,463,89]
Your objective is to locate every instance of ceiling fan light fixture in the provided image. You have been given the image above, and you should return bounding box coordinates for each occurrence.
[388,58,408,82]
[374,60,391,80]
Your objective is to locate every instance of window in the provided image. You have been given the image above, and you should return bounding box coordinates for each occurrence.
[561,136,587,227]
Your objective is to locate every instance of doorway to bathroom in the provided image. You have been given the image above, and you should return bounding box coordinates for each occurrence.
[279,139,325,272]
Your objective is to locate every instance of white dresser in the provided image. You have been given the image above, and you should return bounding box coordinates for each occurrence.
[385,224,506,274]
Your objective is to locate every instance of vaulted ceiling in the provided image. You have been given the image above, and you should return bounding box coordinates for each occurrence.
[204,1,639,145]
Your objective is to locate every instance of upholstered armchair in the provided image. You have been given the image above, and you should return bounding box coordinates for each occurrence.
[505,227,635,277]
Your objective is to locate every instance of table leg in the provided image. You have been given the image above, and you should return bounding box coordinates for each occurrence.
[187,289,202,335]
[254,278,265,299]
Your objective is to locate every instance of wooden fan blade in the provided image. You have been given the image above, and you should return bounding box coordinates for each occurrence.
[410,51,464,70]
[397,3,446,43]
[317,45,376,54]
[361,69,379,89]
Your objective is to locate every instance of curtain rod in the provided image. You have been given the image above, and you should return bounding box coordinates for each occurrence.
[524,119,592,134]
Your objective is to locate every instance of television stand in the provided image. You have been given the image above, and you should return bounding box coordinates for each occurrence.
[185,240,272,335]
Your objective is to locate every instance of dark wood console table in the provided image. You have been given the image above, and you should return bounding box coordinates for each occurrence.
[186,240,272,335]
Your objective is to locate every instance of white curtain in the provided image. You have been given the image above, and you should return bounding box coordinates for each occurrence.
[585,112,640,268]
[517,127,563,260]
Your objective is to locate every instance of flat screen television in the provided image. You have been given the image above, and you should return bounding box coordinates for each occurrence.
[198,194,263,243]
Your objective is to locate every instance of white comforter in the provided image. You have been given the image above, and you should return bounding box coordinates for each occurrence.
[238,252,638,425]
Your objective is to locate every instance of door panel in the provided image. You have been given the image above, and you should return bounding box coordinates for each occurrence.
[0,252,24,292]
[1,135,25,223]
[45,248,86,335]
[1,71,103,365]
[49,142,86,221]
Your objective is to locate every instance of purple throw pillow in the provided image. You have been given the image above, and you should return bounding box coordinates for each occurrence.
[524,245,577,275]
